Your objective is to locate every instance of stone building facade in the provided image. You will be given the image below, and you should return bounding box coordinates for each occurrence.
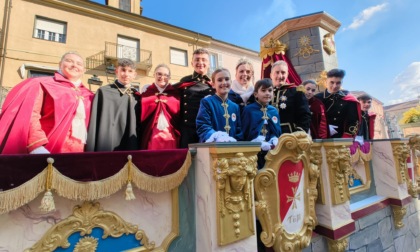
[0,0,260,107]
[260,11,340,88]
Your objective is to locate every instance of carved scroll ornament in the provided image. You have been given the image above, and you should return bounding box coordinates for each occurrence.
[25,201,155,252]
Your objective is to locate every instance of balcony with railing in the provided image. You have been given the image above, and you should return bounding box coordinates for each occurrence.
[85,42,152,71]
[105,42,152,70]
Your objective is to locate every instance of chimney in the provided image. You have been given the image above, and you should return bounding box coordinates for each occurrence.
[106,0,142,15]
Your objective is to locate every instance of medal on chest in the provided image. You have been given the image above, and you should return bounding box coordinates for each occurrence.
[279,89,287,110]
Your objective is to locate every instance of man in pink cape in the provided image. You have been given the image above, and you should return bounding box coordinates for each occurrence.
[0,52,94,154]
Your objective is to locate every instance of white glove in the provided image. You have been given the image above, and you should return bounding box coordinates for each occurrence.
[355,135,364,145]
[251,135,266,143]
[216,136,237,142]
[269,137,278,147]
[30,146,50,154]
[329,125,338,136]
[261,141,271,151]
[205,131,229,143]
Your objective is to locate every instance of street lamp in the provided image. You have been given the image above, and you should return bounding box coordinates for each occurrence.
[87,75,103,90]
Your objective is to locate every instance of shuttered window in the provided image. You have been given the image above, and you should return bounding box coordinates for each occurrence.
[170,48,188,66]
[33,17,67,43]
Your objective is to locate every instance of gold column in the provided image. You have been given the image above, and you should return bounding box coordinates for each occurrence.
[323,142,353,205]
[408,135,420,196]
[391,141,410,184]
[210,145,260,246]
[391,140,418,197]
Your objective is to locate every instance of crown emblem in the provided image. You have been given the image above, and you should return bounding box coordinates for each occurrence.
[288,171,300,183]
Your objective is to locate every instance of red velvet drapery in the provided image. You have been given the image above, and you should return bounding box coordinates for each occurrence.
[261,53,302,85]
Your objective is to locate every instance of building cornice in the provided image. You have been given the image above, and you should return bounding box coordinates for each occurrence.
[28,0,212,46]
[261,11,341,43]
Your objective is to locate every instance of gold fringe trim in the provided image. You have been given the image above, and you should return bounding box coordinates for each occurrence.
[52,165,127,201]
[0,169,46,214]
[131,151,192,193]
[0,152,191,213]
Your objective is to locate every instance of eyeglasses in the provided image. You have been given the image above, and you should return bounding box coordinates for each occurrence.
[155,72,169,78]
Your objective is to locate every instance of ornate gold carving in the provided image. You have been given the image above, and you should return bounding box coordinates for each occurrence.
[326,145,352,205]
[25,201,155,252]
[294,35,320,59]
[408,135,420,197]
[74,236,98,252]
[255,170,277,247]
[255,132,317,251]
[391,205,407,229]
[392,143,410,184]
[316,70,328,91]
[391,141,419,197]
[259,38,288,60]
[213,152,257,245]
[288,171,300,183]
[322,33,336,55]
[327,237,349,252]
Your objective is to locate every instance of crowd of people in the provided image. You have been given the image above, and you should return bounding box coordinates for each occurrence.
[0,49,376,163]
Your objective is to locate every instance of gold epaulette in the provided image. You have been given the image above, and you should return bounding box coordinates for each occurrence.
[296,85,305,92]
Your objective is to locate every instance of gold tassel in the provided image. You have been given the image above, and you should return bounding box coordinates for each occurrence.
[131,151,192,193]
[125,182,136,200]
[125,155,136,200]
[40,158,55,212]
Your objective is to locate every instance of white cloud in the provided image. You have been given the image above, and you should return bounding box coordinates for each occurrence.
[388,62,420,104]
[343,3,388,31]
[389,89,395,95]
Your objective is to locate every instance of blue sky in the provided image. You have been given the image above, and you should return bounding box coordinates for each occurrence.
[92,0,420,105]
